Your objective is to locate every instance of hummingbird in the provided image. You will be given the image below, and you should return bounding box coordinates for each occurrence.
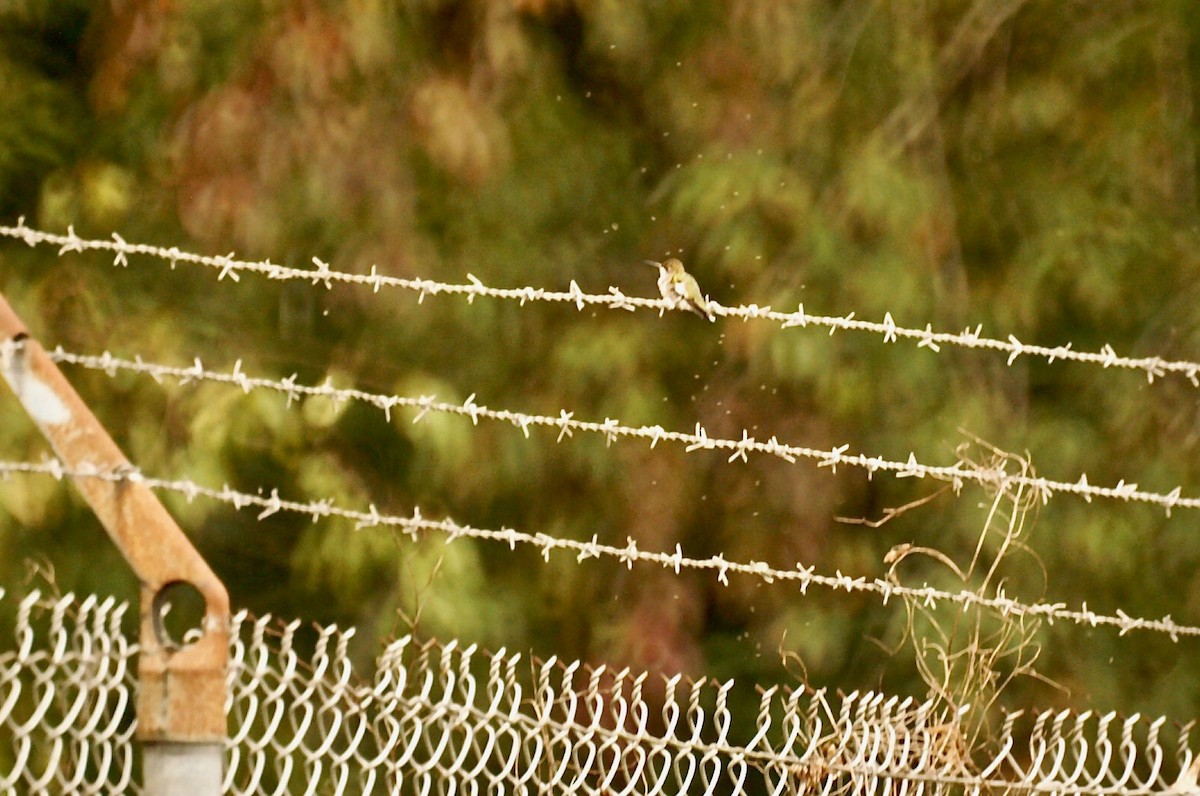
[644,258,716,321]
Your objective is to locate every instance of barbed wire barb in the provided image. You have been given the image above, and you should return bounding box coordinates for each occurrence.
[4,219,1200,387]
[1,457,1198,641]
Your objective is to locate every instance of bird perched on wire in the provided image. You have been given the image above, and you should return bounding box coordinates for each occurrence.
[644,258,716,321]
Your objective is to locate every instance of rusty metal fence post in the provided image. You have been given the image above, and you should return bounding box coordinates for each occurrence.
[0,292,229,795]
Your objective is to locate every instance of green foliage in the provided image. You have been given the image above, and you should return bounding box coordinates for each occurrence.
[0,60,86,219]
[0,0,1198,719]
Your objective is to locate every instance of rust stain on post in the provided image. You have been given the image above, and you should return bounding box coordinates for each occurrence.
[0,292,229,742]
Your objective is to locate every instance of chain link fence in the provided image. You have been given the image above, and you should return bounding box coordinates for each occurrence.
[2,589,1197,795]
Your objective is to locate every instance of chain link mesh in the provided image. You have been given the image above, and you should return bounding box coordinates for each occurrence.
[2,590,1197,795]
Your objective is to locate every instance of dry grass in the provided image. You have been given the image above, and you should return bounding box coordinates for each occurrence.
[779,435,1059,792]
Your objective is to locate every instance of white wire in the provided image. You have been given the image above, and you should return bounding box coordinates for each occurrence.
[25,342,1200,515]
[2,219,1196,386]
[9,589,1193,796]
[1,457,1196,641]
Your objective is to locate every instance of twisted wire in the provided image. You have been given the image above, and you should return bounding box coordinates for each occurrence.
[2,219,1197,387]
[0,590,137,794]
[1,458,1197,640]
[15,341,1200,515]
[2,591,1197,795]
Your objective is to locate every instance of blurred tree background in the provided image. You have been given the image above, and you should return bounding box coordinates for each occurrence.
[2,0,1200,726]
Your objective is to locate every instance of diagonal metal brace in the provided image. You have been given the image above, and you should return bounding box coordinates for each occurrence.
[0,291,229,744]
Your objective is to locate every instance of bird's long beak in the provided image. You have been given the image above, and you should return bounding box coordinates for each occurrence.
[643,260,662,268]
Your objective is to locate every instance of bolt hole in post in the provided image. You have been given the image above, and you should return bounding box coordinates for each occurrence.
[152,580,208,650]
[145,579,225,796]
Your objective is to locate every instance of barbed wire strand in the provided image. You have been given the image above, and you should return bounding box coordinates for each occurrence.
[0,457,1196,641]
[24,341,1200,516]
[2,219,1197,387]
